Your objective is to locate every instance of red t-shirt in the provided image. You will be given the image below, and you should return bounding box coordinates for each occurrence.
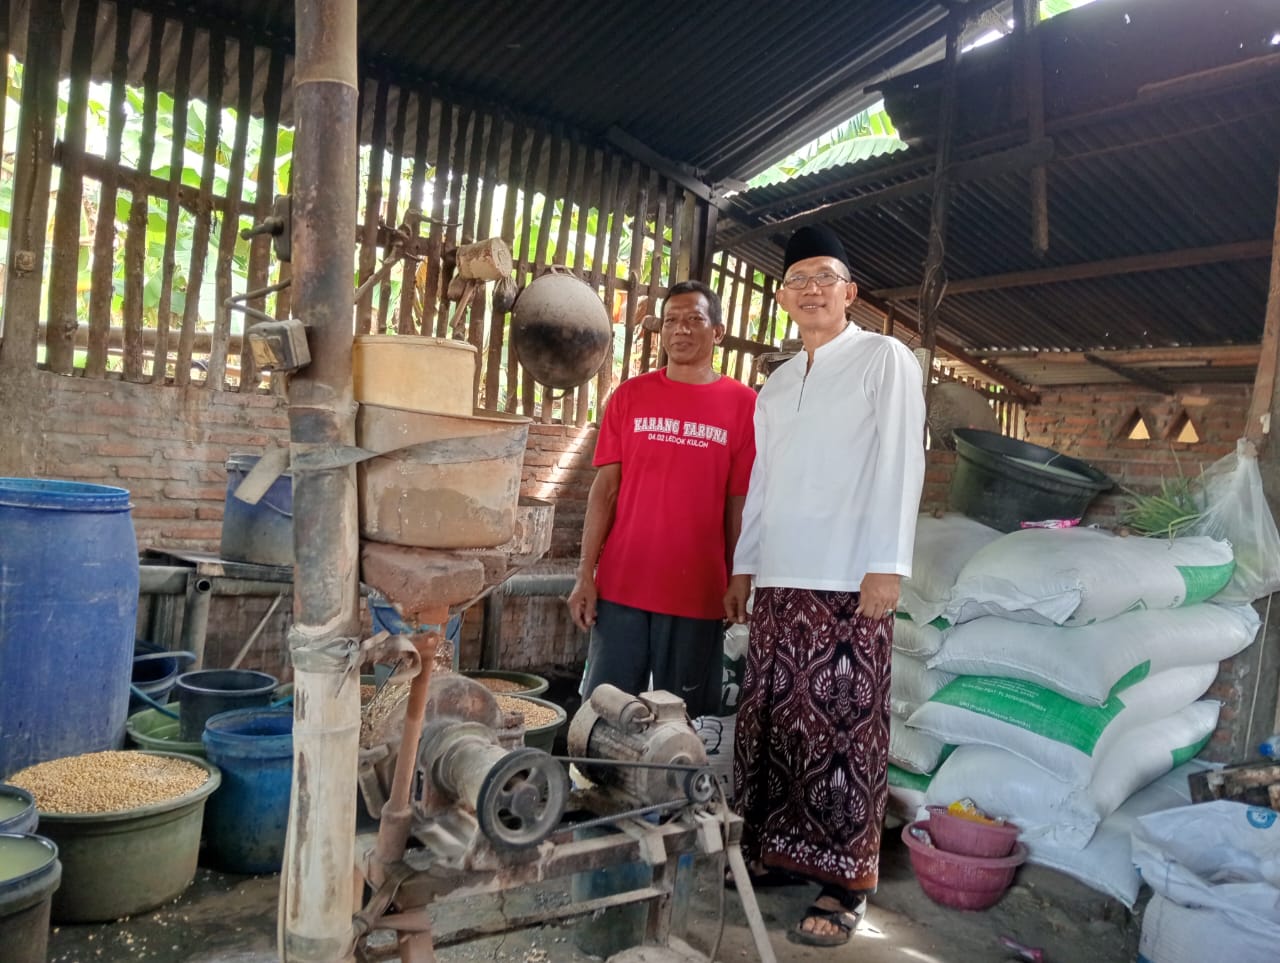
[593,369,757,619]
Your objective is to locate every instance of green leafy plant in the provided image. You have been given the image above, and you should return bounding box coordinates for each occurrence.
[1120,475,1204,539]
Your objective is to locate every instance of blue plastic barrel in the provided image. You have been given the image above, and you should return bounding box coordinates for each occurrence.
[0,479,138,778]
[202,708,293,874]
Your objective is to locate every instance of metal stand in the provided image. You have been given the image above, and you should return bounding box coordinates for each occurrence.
[352,805,776,963]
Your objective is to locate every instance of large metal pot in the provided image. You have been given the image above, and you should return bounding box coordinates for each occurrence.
[510,268,612,389]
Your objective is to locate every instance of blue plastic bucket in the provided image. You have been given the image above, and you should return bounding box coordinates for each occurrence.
[219,454,293,566]
[130,644,197,715]
[0,833,61,963]
[0,786,37,836]
[202,708,293,874]
[0,479,138,778]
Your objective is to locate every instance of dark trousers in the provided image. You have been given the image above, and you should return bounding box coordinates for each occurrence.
[581,599,724,718]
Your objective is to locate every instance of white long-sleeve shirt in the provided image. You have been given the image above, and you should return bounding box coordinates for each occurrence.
[733,323,926,589]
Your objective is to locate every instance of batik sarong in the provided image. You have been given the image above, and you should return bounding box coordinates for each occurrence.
[732,586,892,894]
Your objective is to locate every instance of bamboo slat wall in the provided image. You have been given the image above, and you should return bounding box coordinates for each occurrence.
[2,0,758,425]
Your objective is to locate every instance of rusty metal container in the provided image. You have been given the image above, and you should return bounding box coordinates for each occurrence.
[510,268,612,389]
[352,335,476,415]
[356,404,531,549]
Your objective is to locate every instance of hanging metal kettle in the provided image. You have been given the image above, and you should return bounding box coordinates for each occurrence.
[509,267,612,390]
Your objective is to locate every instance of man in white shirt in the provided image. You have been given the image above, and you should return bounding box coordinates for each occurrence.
[725,224,925,947]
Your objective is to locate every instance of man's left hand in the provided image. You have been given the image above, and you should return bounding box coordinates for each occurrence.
[856,572,900,621]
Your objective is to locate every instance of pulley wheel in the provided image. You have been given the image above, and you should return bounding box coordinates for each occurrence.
[476,747,568,850]
[684,767,716,804]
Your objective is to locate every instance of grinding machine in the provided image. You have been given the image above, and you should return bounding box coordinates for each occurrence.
[351,666,777,963]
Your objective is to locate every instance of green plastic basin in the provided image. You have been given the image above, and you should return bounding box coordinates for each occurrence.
[36,751,220,923]
[126,707,206,759]
[462,670,550,697]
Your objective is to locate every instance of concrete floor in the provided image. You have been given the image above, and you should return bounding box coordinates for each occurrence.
[47,830,1139,963]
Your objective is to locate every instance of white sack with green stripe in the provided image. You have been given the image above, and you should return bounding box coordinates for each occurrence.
[889,712,949,775]
[899,513,1002,624]
[890,650,956,717]
[923,701,1219,848]
[927,604,1258,705]
[905,662,1218,783]
[945,528,1235,626]
[893,614,951,658]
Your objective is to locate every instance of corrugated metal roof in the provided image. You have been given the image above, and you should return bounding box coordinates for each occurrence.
[716,1,1280,385]
[100,0,961,184]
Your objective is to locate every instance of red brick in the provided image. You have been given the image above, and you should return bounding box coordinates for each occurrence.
[163,483,226,501]
[96,440,158,458]
[158,521,223,541]
[117,463,190,480]
[131,503,195,519]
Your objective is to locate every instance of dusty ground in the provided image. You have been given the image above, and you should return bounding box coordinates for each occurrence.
[48,829,1138,963]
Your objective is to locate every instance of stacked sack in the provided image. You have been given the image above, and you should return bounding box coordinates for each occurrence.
[887,514,1001,810]
[902,526,1260,902]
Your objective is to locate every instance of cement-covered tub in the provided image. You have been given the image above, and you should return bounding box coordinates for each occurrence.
[356,404,530,548]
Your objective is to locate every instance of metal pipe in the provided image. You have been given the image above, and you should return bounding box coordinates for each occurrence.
[138,565,192,595]
[280,2,361,961]
[501,573,576,597]
[372,627,441,877]
[180,576,212,668]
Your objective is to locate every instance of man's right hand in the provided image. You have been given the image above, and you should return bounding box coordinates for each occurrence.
[568,573,599,631]
[724,573,752,624]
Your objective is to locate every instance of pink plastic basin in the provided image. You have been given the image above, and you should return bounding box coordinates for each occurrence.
[902,820,1027,911]
[925,805,1021,858]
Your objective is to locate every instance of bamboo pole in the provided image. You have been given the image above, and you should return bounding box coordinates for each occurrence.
[356,78,388,335]
[719,256,740,377]
[376,88,408,335]
[500,122,527,412]
[620,168,648,383]
[0,0,61,377]
[517,128,545,417]
[241,47,287,389]
[280,0,361,959]
[121,10,163,382]
[396,89,432,334]
[208,38,254,389]
[593,154,623,412]
[152,21,195,384]
[422,99,453,337]
[45,0,97,375]
[176,30,225,386]
[86,0,134,377]
[437,106,472,336]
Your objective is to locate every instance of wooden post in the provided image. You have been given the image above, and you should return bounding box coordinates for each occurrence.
[1016,0,1049,255]
[916,7,963,371]
[375,88,408,335]
[1246,163,1280,448]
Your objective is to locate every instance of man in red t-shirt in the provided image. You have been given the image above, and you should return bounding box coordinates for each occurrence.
[568,280,757,717]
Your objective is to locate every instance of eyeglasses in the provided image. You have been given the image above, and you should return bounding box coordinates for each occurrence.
[781,271,850,290]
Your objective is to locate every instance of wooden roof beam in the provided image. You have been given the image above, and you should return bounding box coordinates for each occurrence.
[871,239,1272,300]
[972,345,1261,367]
[1082,353,1177,395]
[856,292,1041,405]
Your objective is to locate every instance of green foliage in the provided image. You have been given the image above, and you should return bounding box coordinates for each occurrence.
[1120,476,1204,539]
[747,103,904,189]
